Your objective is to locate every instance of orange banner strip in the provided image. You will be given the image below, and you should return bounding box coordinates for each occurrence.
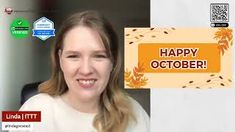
[138,43,220,73]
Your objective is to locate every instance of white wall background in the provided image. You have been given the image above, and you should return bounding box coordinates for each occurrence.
[0,0,51,113]
[151,0,235,132]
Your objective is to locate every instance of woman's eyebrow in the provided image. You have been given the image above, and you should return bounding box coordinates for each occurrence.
[63,50,107,54]
[63,50,79,54]
[93,50,107,54]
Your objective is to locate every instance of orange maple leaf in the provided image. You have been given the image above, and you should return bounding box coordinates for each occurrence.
[214,28,233,55]
[124,63,148,88]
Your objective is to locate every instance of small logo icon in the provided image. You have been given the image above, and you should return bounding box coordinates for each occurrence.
[5,7,13,15]
[32,17,55,41]
[10,18,30,38]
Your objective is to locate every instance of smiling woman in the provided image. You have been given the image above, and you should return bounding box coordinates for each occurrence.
[19,11,149,132]
[59,26,114,113]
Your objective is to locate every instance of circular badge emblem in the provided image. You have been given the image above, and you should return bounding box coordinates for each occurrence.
[10,18,30,38]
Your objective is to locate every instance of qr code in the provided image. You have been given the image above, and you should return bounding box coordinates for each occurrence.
[210,3,229,22]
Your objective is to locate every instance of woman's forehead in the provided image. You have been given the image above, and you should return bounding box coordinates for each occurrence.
[62,26,106,51]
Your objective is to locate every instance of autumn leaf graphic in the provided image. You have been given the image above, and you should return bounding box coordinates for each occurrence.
[214,28,233,55]
[125,63,148,88]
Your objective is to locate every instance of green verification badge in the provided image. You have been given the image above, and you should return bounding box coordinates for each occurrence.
[10,18,30,38]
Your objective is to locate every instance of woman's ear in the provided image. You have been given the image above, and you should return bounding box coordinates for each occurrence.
[110,63,113,73]
[58,49,63,71]
[58,49,62,58]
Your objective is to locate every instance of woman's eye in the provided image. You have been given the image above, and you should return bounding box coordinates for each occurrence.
[95,54,107,58]
[67,55,78,58]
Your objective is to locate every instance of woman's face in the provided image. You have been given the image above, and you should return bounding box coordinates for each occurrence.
[59,26,113,102]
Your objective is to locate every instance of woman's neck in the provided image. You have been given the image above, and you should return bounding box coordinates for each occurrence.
[61,91,99,113]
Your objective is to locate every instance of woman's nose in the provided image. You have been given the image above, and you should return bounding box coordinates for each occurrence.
[78,58,93,75]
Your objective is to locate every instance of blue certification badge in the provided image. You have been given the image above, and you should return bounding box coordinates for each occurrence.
[32,17,55,40]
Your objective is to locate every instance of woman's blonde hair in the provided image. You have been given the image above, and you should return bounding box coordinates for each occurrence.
[39,10,135,132]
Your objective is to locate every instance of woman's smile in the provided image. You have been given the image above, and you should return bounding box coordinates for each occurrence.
[76,79,97,89]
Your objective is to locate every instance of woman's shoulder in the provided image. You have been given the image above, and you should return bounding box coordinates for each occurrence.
[127,96,150,132]
[128,96,147,113]
[127,96,149,120]
[23,93,55,104]
[20,93,55,111]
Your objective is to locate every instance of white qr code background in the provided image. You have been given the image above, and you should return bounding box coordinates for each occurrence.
[211,3,229,22]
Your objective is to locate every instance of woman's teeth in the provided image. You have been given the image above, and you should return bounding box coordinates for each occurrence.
[78,79,95,85]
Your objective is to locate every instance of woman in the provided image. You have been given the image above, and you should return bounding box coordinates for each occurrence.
[20,10,149,132]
